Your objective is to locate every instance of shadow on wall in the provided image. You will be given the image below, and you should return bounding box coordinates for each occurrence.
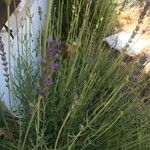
[0,0,20,30]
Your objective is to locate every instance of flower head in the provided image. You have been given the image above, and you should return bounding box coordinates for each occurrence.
[36,37,64,97]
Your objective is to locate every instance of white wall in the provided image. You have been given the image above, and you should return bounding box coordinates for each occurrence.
[0,0,48,108]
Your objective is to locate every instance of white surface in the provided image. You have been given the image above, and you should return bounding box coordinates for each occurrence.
[16,0,28,12]
[0,0,48,107]
[104,31,150,57]
[3,0,35,36]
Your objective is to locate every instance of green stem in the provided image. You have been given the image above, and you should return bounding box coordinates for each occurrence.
[21,96,42,150]
[54,111,71,150]
[43,0,53,58]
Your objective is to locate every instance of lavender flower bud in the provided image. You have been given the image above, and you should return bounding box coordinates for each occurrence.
[47,37,54,44]
[1,55,6,62]
[48,48,59,57]
[0,52,6,56]
[2,62,8,66]
[3,74,9,78]
[3,67,8,72]
[41,76,53,85]
[6,83,10,88]
[50,63,59,70]
[5,78,9,83]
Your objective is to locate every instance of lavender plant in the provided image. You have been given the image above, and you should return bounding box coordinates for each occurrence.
[0,37,10,89]
[0,37,19,140]
[0,0,150,149]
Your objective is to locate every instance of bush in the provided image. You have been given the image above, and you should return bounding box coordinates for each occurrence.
[0,0,150,149]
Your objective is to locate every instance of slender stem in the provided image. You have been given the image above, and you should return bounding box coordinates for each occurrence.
[21,96,42,150]
[36,97,41,148]
[54,111,71,150]
[6,4,11,109]
[43,0,53,58]
[68,131,82,150]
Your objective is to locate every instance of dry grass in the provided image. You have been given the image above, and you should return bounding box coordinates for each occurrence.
[113,0,150,73]
[118,3,150,39]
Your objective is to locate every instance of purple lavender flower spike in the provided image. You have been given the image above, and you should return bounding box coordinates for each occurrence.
[50,63,59,70]
[47,37,54,44]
